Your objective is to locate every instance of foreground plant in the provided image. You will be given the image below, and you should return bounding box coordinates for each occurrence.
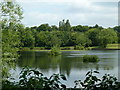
[74,70,120,90]
[2,67,67,90]
[2,69,120,90]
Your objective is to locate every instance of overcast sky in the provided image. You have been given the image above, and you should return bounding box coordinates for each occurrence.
[16,0,119,28]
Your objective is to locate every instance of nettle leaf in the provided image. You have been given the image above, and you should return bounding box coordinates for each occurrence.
[34,71,40,76]
[54,83,59,88]
[92,76,98,81]
[86,71,91,76]
[60,75,67,80]
[61,84,66,88]
[80,82,84,86]
[94,71,99,74]
[84,77,90,83]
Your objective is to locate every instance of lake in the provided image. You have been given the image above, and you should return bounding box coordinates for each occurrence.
[10,50,118,88]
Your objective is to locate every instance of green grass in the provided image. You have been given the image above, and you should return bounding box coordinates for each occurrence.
[106,44,120,49]
[20,44,120,51]
[88,44,120,50]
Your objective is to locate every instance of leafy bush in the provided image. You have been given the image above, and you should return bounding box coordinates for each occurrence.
[49,46,61,56]
[83,55,99,62]
[74,70,120,90]
[2,69,120,90]
[2,67,67,90]
[74,45,84,50]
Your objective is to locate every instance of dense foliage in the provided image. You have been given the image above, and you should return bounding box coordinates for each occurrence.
[49,46,61,56]
[74,70,120,90]
[83,55,99,62]
[2,69,120,90]
[0,0,23,78]
[1,1,118,50]
[2,68,67,90]
[17,23,118,49]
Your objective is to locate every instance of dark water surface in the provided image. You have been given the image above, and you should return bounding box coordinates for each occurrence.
[10,50,118,87]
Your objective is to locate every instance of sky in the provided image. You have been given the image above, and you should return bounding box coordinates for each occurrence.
[15,0,119,28]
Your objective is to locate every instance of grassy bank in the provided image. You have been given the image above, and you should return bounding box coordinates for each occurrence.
[90,44,120,50]
[20,44,120,51]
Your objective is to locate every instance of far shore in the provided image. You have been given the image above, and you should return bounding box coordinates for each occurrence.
[19,44,120,51]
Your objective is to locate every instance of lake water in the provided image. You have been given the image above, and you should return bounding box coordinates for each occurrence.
[10,50,118,88]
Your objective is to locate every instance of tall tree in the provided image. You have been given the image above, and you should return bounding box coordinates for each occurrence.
[0,0,23,78]
[86,28,100,46]
[65,19,71,31]
[59,19,71,31]
[97,29,118,48]
[0,1,23,30]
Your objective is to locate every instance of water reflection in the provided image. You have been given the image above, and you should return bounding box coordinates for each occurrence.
[17,50,118,77]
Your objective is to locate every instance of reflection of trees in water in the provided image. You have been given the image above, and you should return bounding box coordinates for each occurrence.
[17,51,115,77]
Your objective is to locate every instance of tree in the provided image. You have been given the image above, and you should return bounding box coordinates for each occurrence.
[113,26,120,32]
[86,28,100,46]
[59,19,65,31]
[72,25,89,32]
[37,24,51,32]
[35,31,49,47]
[65,19,71,31]
[47,32,61,47]
[51,25,58,31]
[0,0,23,78]
[97,29,118,48]
[59,19,71,31]
[72,32,91,47]
[0,1,23,30]
[19,28,35,48]
[89,24,103,30]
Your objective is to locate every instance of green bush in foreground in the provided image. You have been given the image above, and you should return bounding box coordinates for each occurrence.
[83,55,99,62]
[2,68,120,90]
[2,67,67,90]
[74,70,120,90]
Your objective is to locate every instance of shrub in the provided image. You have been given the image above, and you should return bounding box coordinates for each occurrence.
[2,68,67,90]
[74,70,120,90]
[49,46,61,56]
[74,45,84,50]
[83,55,99,62]
[2,69,120,90]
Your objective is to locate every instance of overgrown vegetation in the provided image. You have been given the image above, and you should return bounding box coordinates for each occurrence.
[74,70,120,90]
[83,55,99,62]
[2,68,67,90]
[49,46,61,56]
[1,1,23,78]
[18,22,119,50]
[2,69,120,90]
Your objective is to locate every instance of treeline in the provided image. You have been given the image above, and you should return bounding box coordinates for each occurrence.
[17,19,119,49]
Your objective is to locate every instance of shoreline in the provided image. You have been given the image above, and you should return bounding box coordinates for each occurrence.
[19,47,120,52]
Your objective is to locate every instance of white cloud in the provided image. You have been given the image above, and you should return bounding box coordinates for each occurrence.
[22,12,62,26]
[20,0,118,27]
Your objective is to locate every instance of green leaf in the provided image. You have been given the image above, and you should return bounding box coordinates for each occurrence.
[55,84,59,88]
[61,84,66,88]
[94,71,99,74]
[60,75,67,80]
[86,71,90,76]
